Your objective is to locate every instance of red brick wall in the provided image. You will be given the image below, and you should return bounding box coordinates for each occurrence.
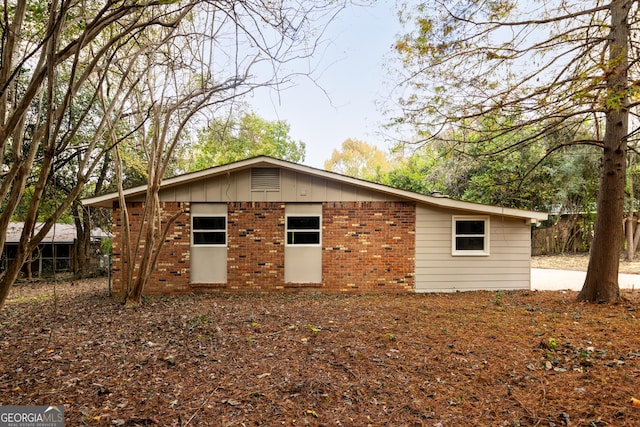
[112,202,190,295]
[322,202,415,293]
[226,202,285,291]
[111,201,415,295]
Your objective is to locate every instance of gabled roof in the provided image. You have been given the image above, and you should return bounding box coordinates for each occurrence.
[81,156,548,223]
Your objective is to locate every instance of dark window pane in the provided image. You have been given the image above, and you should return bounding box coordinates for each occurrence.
[456,237,485,251]
[194,231,226,245]
[56,259,71,271]
[287,231,320,245]
[5,245,17,258]
[287,216,320,230]
[56,245,70,257]
[41,244,54,257]
[193,217,225,230]
[456,220,485,235]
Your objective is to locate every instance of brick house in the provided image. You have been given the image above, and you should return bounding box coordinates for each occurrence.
[82,156,547,295]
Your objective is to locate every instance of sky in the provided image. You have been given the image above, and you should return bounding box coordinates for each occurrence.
[248,2,405,169]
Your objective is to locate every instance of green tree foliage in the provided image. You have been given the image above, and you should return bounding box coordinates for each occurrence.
[190,112,305,170]
[391,0,636,302]
[11,187,74,224]
[382,150,434,195]
[383,125,600,215]
[324,138,395,181]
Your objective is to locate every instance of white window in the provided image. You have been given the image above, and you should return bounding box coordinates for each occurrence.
[286,215,321,246]
[452,216,489,256]
[192,216,226,246]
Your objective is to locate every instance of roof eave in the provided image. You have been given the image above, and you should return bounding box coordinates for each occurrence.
[81,156,549,222]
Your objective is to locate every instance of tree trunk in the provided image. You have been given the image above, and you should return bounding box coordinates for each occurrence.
[559,213,579,253]
[113,146,133,302]
[626,150,635,261]
[578,0,629,303]
[125,191,160,306]
[73,204,93,279]
[626,217,635,261]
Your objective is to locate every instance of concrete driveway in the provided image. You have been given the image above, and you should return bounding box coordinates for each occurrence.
[531,268,640,291]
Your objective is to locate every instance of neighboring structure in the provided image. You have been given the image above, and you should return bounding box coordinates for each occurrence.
[532,206,595,255]
[1,222,111,277]
[82,156,548,295]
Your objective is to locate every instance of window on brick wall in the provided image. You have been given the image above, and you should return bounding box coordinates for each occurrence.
[192,216,226,245]
[452,216,489,256]
[286,215,321,245]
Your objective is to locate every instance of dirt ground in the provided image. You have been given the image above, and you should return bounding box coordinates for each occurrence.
[1,258,640,426]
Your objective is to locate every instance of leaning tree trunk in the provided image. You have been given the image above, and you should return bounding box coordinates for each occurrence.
[578,0,629,303]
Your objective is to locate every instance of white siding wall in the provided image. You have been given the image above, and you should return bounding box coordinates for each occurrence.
[415,204,532,292]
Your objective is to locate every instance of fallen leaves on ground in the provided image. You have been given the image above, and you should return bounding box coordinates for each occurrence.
[1,278,640,426]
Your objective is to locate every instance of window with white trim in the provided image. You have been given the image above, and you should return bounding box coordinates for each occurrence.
[286,215,321,246]
[192,216,227,246]
[452,216,489,256]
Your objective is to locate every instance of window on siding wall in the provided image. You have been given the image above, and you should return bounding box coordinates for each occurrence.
[192,216,226,245]
[286,215,321,245]
[452,216,489,256]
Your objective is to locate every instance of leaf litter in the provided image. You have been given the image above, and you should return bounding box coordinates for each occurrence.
[1,278,640,426]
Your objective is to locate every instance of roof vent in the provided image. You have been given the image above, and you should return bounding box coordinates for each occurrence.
[251,168,280,192]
